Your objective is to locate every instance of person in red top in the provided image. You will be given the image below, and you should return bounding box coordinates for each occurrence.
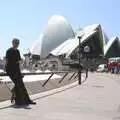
[107,62,111,72]
[116,61,119,73]
[110,62,114,73]
[118,61,120,73]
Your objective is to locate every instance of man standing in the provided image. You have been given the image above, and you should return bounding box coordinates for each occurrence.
[5,38,36,106]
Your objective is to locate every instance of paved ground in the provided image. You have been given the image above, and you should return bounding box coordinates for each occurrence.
[0,72,120,120]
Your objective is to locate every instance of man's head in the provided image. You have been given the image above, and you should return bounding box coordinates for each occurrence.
[12,38,20,49]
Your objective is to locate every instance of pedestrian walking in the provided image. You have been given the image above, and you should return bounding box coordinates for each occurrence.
[5,38,36,106]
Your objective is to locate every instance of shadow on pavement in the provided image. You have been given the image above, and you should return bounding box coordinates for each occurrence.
[0,104,32,110]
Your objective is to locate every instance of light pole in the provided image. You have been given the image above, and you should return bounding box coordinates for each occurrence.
[78,36,82,85]
[83,45,90,78]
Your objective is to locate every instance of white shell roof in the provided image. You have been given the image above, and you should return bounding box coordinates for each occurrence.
[50,38,78,57]
[50,24,101,57]
[31,34,43,55]
[103,32,109,44]
[83,24,100,32]
[104,37,120,55]
[31,15,74,58]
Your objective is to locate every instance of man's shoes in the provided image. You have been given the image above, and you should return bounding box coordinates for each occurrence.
[15,100,36,106]
[15,102,29,106]
[14,100,36,106]
[27,100,36,105]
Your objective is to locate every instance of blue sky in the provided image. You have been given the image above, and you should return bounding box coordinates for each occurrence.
[0,0,120,57]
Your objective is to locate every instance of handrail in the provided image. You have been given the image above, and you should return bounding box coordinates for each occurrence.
[68,72,76,81]
[58,73,68,83]
[42,73,54,87]
[0,71,78,88]
[0,71,76,77]
[0,70,88,88]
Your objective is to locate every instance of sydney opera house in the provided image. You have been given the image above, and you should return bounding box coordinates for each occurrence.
[31,15,120,62]
[0,15,120,71]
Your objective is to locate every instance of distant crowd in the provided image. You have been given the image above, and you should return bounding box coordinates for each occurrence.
[106,60,120,73]
[96,58,120,73]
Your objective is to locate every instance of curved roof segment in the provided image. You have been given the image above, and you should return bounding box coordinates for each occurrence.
[50,38,78,58]
[82,24,104,49]
[50,24,104,58]
[103,32,109,44]
[31,15,74,58]
[34,15,74,58]
[104,37,120,58]
[32,15,120,59]
[31,34,43,55]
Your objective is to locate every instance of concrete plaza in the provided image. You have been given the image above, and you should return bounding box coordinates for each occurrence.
[0,72,120,120]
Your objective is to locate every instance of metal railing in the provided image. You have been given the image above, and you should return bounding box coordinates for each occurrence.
[0,70,88,87]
